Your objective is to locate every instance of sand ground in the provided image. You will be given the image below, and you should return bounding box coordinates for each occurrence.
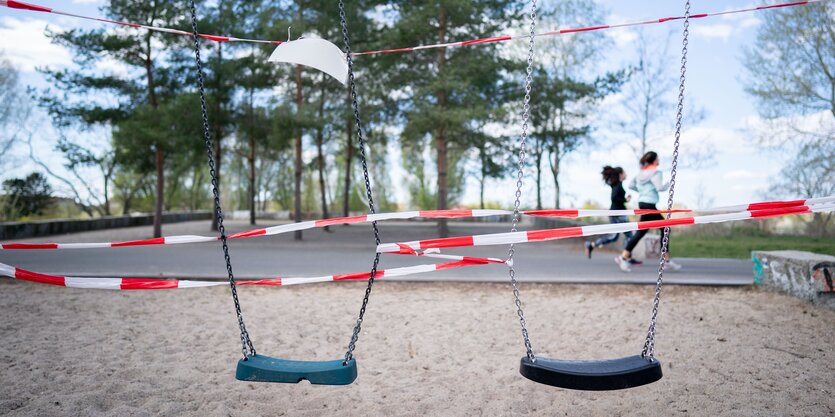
[0,280,833,416]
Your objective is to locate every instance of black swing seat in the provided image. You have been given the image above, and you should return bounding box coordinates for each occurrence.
[236,354,357,385]
[520,355,662,391]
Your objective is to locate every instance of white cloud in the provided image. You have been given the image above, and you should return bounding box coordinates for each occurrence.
[681,126,750,153]
[96,56,131,77]
[690,11,760,42]
[72,0,104,4]
[739,17,760,29]
[691,24,735,41]
[0,17,72,72]
[740,110,835,149]
[602,12,638,48]
[607,29,637,48]
[723,169,756,180]
[719,4,760,21]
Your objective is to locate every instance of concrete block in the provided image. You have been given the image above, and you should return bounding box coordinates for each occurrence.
[0,211,212,240]
[631,233,662,261]
[752,250,835,310]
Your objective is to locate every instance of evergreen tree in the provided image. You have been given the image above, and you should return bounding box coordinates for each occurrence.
[379,0,524,237]
[40,0,190,237]
[2,172,53,218]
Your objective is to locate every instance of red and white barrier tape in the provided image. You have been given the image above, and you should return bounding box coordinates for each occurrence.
[2,203,831,289]
[354,1,823,56]
[377,203,835,254]
[1,196,831,250]
[1,0,823,56]
[0,254,505,290]
[523,195,835,217]
[0,0,280,44]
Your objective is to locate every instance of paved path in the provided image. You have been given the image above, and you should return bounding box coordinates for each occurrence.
[0,220,754,285]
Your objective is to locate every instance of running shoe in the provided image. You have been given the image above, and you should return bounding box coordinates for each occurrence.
[585,242,594,259]
[664,259,682,271]
[614,256,631,272]
[627,258,643,266]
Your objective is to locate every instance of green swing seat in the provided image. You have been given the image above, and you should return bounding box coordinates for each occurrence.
[236,355,357,385]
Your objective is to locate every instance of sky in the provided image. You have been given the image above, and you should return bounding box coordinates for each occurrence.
[0,0,808,211]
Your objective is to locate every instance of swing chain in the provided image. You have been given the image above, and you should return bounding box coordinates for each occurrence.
[339,0,384,365]
[508,0,538,363]
[189,0,255,359]
[642,0,690,360]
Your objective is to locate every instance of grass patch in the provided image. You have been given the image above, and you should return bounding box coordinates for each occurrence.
[673,234,835,259]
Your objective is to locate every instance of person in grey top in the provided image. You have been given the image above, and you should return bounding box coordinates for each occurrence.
[614,151,682,272]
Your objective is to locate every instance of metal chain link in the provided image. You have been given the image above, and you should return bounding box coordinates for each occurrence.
[641,0,690,360]
[189,0,255,359]
[338,0,383,365]
[508,0,538,362]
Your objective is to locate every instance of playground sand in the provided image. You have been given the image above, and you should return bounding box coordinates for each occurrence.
[0,281,832,416]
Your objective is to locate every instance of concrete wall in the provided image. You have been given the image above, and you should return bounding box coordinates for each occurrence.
[752,250,835,310]
[631,234,662,261]
[529,216,582,230]
[0,212,212,240]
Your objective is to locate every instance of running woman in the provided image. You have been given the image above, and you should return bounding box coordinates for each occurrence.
[615,151,682,272]
[585,166,633,258]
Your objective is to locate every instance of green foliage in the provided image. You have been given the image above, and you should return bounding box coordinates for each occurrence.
[113,93,205,173]
[673,234,835,260]
[40,1,190,126]
[380,0,525,213]
[25,1,636,227]
[2,172,54,219]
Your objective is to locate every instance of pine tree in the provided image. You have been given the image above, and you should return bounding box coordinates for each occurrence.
[379,0,524,237]
[40,0,191,237]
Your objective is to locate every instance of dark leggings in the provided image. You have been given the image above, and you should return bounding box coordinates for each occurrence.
[624,202,668,254]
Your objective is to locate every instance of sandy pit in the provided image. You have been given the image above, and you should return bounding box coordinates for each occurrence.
[1,280,833,416]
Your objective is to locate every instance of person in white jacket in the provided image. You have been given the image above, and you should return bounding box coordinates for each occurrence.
[614,151,682,273]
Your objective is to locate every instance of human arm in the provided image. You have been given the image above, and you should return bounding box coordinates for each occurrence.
[651,171,670,191]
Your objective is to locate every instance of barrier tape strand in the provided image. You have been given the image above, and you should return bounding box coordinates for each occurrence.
[1,196,831,251]
[1,0,823,56]
[377,203,835,253]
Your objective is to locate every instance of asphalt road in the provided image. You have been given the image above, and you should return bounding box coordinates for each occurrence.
[0,220,754,285]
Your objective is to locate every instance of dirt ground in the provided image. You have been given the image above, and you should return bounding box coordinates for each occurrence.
[1,280,832,416]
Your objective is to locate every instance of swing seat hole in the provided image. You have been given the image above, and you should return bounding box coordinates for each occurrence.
[236,354,358,385]
[520,355,662,391]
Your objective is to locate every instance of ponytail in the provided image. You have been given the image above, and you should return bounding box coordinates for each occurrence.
[600,166,624,186]
[639,151,658,167]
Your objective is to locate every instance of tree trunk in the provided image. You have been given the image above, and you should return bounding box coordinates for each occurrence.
[145,31,163,238]
[211,42,224,232]
[102,164,112,216]
[551,150,561,209]
[247,86,256,226]
[248,137,256,225]
[293,64,304,240]
[121,175,145,215]
[343,87,353,217]
[154,148,164,237]
[479,145,486,210]
[316,77,330,231]
[535,141,543,210]
[435,5,449,238]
